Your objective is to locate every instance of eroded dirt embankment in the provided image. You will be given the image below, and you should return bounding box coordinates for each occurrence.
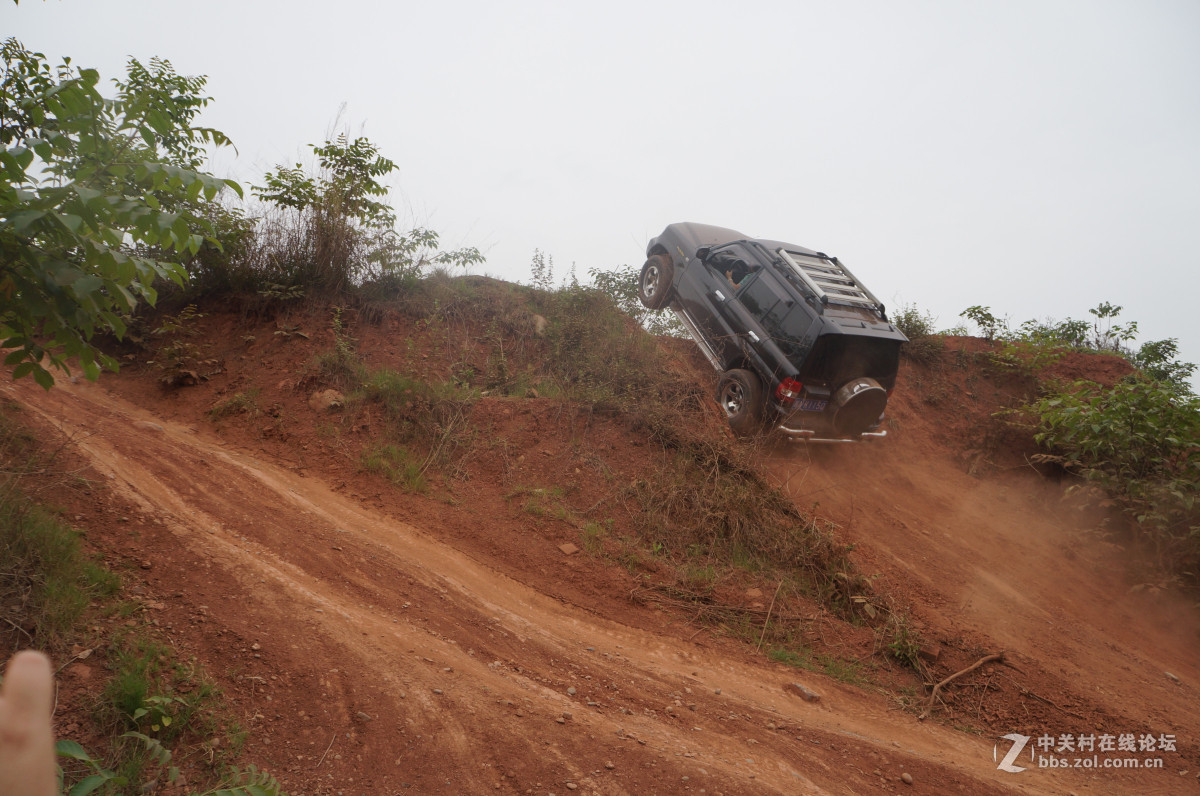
[9,324,1200,795]
[13,376,1016,794]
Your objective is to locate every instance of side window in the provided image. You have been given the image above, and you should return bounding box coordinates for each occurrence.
[738,273,781,317]
[707,244,757,289]
[738,272,815,359]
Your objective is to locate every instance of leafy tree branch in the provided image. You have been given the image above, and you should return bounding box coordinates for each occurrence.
[0,39,239,387]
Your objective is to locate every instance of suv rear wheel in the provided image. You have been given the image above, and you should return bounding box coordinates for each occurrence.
[638,254,674,310]
[717,369,764,435]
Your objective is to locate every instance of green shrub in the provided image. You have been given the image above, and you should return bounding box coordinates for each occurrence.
[627,448,857,604]
[536,285,670,409]
[361,443,427,493]
[959,302,1195,386]
[1132,338,1196,396]
[240,135,483,298]
[58,732,287,796]
[892,303,943,363]
[0,497,119,642]
[768,647,867,685]
[208,390,261,420]
[960,306,1010,342]
[1026,377,1200,587]
[586,262,683,336]
[0,40,239,388]
[310,307,366,389]
[892,303,938,340]
[0,405,118,642]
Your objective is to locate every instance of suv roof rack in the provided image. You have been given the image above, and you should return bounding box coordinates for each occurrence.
[776,248,884,315]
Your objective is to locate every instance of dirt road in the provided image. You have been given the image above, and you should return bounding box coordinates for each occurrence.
[10,344,1199,794]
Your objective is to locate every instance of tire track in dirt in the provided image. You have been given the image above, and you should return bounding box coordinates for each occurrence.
[764,403,1200,795]
[13,377,1119,794]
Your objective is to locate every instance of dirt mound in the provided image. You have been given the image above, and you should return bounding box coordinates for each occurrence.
[7,296,1198,795]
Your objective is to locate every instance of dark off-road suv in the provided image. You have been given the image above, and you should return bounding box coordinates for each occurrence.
[639,223,907,441]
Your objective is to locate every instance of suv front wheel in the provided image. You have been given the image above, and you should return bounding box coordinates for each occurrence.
[717,369,765,436]
[638,254,675,310]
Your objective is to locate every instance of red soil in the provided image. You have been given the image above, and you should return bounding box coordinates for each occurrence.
[8,310,1198,795]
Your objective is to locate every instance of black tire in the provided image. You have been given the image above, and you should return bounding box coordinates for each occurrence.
[638,254,674,310]
[717,368,765,436]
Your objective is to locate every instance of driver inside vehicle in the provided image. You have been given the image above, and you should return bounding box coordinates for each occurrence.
[723,258,751,288]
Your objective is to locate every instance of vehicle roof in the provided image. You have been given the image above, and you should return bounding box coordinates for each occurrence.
[654,222,822,259]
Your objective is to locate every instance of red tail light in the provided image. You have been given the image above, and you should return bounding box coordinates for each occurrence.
[774,377,804,404]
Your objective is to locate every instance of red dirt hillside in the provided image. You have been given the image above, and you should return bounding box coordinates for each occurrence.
[6,290,1199,796]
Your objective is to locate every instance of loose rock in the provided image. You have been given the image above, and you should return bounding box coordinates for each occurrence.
[918,643,942,662]
[307,389,344,412]
[901,772,913,785]
[785,682,821,703]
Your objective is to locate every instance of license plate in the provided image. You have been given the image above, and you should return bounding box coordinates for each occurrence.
[798,398,827,412]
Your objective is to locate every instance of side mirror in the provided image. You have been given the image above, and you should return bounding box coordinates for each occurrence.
[695,247,711,262]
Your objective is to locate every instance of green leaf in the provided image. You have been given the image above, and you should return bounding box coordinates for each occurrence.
[33,365,55,390]
[69,774,116,796]
[2,343,30,366]
[80,356,100,381]
[31,138,53,160]
[10,146,34,170]
[7,209,46,233]
[73,184,102,204]
[55,739,94,762]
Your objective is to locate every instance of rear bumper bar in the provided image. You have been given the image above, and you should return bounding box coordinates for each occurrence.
[775,426,887,443]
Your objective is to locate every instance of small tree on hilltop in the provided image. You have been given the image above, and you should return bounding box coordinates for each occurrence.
[253,134,483,294]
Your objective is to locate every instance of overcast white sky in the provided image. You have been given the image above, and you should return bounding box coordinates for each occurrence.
[8,0,1200,376]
